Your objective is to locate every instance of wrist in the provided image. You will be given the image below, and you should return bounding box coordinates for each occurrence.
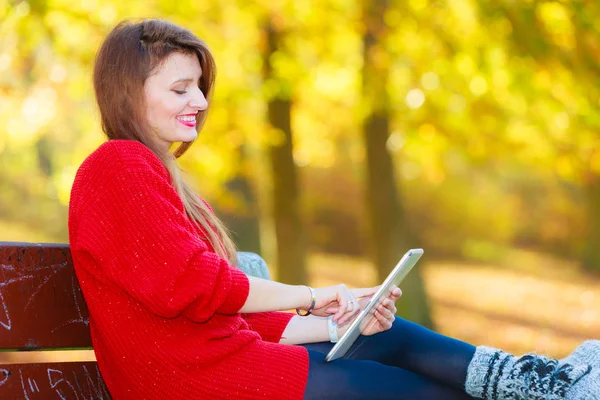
[295,285,316,316]
[327,315,339,343]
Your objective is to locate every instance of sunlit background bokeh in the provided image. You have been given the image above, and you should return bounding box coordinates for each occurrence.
[1,0,599,358]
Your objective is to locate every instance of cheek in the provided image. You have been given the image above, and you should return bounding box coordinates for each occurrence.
[159,99,183,120]
[147,100,176,128]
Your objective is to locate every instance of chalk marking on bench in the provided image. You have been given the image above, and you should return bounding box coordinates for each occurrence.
[72,368,85,399]
[50,277,90,332]
[51,317,89,333]
[19,369,31,400]
[0,368,8,387]
[24,273,56,312]
[84,364,104,399]
[0,291,11,331]
[48,368,65,389]
[0,264,14,272]
[1,262,68,276]
[0,274,37,288]
[28,377,39,393]
[72,275,86,323]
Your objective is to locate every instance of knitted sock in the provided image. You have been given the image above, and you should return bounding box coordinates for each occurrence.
[465,346,593,400]
[562,341,600,400]
[560,340,600,367]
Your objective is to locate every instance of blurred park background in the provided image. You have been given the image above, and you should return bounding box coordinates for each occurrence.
[1,0,599,359]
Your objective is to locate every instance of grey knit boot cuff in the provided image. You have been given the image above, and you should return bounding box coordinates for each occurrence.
[465,345,593,400]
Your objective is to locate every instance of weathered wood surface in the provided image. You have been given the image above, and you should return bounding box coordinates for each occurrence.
[0,362,110,399]
[0,243,92,349]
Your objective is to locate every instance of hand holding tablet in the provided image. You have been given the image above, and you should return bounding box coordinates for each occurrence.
[325,248,424,362]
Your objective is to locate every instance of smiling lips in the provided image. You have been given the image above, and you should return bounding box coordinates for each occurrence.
[177,114,196,127]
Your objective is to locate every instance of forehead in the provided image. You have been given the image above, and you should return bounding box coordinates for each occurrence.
[151,52,202,81]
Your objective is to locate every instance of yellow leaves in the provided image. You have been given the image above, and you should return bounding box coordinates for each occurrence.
[408,0,428,12]
[0,53,11,72]
[590,151,600,174]
[388,65,412,91]
[13,1,30,18]
[454,53,476,77]
[447,0,477,34]
[386,131,404,153]
[2,86,57,149]
[400,124,449,185]
[293,140,335,169]
[293,110,336,168]
[405,88,425,109]
[52,165,75,206]
[48,64,66,83]
[44,10,98,53]
[469,75,488,96]
[383,8,402,28]
[556,155,575,180]
[313,66,355,101]
[265,126,287,148]
[97,3,118,26]
[534,69,552,89]
[506,120,539,148]
[551,112,570,134]
[488,17,512,39]
[492,69,510,90]
[537,2,574,50]
[448,94,466,113]
[420,72,439,91]
[418,123,437,140]
[503,93,528,116]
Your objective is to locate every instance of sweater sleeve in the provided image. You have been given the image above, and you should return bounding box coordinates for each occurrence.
[71,143,249,322]
[241,312,295,343]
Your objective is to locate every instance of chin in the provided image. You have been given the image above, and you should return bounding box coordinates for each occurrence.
[175,131,199,143]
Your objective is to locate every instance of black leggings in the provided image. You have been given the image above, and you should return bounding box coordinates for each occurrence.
[302,316,476,399]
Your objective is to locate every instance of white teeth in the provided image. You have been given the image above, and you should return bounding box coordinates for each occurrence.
[177,116,196,122]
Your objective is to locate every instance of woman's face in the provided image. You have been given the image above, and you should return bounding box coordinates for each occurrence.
[144,52,207,152]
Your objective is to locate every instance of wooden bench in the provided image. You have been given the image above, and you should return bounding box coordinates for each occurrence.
[0,242,271,399]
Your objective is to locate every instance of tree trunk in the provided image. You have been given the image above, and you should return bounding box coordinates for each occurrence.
[583,172,600,273]
[362,0,433,327]
[262,19,307,285]
[220,149,262,255]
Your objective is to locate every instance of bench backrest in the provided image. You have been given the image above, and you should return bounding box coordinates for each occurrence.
[0,242,271,399]
[0,242,109,399]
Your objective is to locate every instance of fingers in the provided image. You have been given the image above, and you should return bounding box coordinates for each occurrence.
[338,300,360,325]
[374,307,394,330]
[350,285,402,302]
[328,284,400,324]
[332,285,350,322]
[336,286,360,324]
[389,286,402,301]
[391,286,402,297]
[379,299,396,317]
[350,286,380,299]
[375,300,396,329]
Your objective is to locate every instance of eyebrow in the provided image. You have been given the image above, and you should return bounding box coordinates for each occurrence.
[171,76,202,85]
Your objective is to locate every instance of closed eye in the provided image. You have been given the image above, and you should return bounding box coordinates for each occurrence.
[173,90,187,95]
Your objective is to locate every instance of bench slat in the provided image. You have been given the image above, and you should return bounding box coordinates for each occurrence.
[0,243,92,349]
[0,362,110,399]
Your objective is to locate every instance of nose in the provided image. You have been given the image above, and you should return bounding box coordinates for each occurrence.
[190,86,208,111]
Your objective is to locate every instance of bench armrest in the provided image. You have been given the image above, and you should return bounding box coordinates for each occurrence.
[236,252,271,280]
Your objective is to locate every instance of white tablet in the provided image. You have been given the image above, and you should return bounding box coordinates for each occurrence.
[325,248,424,362]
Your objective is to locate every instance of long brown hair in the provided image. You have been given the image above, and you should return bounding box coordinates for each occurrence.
[93,19,237,264]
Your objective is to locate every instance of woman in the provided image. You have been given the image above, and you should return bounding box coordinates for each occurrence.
[68,19,598,399]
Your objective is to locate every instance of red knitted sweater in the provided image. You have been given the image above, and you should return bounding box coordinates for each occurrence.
[68,140,309,399]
